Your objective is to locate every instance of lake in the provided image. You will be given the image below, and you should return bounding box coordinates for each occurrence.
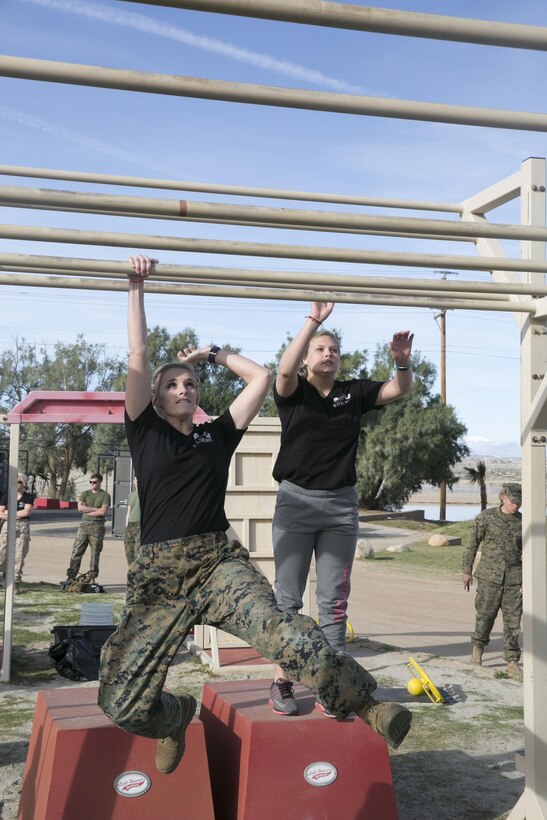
[403,503,481,521]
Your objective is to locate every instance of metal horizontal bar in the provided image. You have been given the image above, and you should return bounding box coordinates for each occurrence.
[1,222,547,273]
[0,164,462,213]
[0,270,531,312]
[121,0,547,52]
[0,252,531,296]
[3,269,509,301]
[0,262,513,301]
[1,55,546,132]
[0,191,471,241]
[0,184,541,242]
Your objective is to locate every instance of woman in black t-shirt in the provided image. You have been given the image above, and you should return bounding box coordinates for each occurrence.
[0,472,34,592]
[269,302,414,717]
[98,257,413,776]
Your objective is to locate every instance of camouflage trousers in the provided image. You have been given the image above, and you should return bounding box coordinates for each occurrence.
[67,521,106,580]
[123,522,141,566]
[0,519,30,582]
[472,579,522,662]
[98,531,377,739]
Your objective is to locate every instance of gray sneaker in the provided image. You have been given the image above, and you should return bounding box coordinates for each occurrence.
[156,694,197,774]
[269,678,299,716]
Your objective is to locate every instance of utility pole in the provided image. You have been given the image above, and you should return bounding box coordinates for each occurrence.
[434,270,457,521]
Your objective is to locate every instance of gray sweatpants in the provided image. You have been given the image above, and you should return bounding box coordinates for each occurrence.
[272,480,359,652]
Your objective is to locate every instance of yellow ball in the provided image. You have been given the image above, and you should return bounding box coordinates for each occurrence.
[407,677,424,696]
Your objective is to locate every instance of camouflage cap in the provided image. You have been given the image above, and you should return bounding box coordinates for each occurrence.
[500,483,522,504]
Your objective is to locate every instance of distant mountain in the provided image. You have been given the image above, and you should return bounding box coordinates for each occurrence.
[465,437,521,458]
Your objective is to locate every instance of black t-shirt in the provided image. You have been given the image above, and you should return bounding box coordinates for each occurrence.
[0,491,35,512]
[125,403,245,544]
[272,376,384,490]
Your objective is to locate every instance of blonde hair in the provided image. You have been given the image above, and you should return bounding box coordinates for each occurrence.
[151,362,199,410]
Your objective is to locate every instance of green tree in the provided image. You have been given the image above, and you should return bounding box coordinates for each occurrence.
[0,336,125,498]
[355,345,469,510]
[145,325,245,417]
[464,460,488,510]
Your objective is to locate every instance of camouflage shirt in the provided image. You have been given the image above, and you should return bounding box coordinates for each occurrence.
[462,505,522,585]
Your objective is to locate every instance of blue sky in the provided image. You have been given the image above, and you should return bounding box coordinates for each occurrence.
[1,0,547,446]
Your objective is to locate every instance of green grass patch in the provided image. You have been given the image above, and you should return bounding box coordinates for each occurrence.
[13,627,52,645]
[363,519,475,579]
[0,695,36,737]
[369,541,465,579]
[9,646,58,685]
[400,702,523,755]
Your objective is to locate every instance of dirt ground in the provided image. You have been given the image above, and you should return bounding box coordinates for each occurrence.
[0,515,525,819]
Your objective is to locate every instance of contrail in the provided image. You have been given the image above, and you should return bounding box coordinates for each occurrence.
[0,104,179,174]
[21,0,368,94]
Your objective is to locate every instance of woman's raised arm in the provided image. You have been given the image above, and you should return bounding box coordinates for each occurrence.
[125,255,157,420]
[178,345,272,430]
[276,302,335,397]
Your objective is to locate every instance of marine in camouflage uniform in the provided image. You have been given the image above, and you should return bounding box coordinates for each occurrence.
[462,483,522,678]
[65,474,110,582]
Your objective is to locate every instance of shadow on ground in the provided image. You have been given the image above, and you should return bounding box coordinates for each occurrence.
[391,748,523,820]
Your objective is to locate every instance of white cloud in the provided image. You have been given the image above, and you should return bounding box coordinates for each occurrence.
[21,0,369,95]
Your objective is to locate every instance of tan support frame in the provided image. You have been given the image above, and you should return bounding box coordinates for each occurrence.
[2,5,547,812]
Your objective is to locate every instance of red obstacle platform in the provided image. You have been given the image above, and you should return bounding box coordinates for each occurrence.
[19,686,214,820]
[200,679,399,820]
[33,498,60,509]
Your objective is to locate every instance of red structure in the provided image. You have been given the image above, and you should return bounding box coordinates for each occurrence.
[200,679,399,820]
[19,687,214,820]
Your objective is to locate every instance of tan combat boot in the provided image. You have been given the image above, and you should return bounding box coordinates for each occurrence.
[156,694,197,774]
[506,661,523,681]
[357,696,412,750]
[470,645,483,665]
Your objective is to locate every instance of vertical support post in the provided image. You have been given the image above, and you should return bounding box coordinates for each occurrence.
[439,309,447,520]
[509,156,547,819]
[1,422,20,683]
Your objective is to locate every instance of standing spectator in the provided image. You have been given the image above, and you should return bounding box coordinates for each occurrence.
[62,473,110,585]
[269,302,414,716]
[124,476,141,565]
[0,473,34,594]
[98,255,412,778]
[463,483,523,680]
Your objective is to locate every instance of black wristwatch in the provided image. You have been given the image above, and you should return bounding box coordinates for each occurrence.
[208,344,221,364]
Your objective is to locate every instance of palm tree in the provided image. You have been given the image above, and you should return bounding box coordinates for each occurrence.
[465,460,487,510]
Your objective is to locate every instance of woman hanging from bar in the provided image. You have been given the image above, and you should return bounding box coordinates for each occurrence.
[269,303,414,717]
[98,255,412,776]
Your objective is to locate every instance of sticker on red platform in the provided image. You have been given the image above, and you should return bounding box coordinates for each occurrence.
[114,771,151,797]
[304,761,338,786]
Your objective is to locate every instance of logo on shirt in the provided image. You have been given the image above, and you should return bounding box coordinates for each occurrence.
[193,431,213,447]
[332,393,351,408]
